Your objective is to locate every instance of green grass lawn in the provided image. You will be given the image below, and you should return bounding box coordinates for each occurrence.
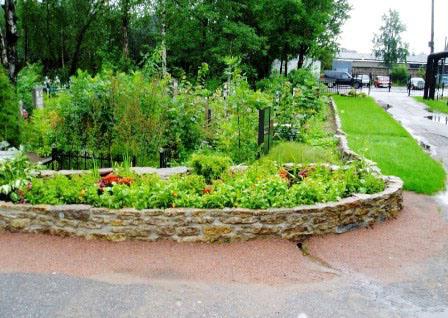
[333,95,446,194]
[414,96,448,114]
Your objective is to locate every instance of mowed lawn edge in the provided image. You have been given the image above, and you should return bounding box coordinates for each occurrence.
[333,95,446,194]
[414,96,448,114]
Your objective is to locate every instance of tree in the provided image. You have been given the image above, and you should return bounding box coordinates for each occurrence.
[0,66,19,144]
[0,0,19,82]
[255,0,350,77]
[372,9,409,68]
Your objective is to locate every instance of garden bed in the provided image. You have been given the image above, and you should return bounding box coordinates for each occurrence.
[0,175,402,242]
[0,98,404,243]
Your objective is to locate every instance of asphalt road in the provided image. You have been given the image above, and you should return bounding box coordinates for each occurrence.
[1,192,448,318]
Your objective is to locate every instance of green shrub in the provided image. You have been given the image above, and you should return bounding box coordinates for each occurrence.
[17,64,43,112]
[0,67,20,145]
[391,64,409,85]
[22,95,64,156]
[189,153,232,183]
[0,154,35,202]
[287,68,318,88]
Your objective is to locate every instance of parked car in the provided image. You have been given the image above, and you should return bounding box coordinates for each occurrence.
[355,74,370,87]
[409,77,425,90]
[322,71,363,89]
[435,74,448,88]
[374,76,391,88]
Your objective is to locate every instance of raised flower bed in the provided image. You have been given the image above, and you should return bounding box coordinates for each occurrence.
[0,157,403,242]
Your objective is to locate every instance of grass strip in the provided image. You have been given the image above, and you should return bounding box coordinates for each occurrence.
[334,95,446,194]
[414,96,448,114]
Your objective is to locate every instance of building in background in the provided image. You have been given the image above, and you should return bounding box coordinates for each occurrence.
[272,57,322,79]
[333,50,427,76]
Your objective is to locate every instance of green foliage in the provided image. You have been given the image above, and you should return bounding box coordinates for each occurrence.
[372,9,409,68]
[189,153,232,183]
[334,95,446,194]
[13,0,350,82]
[0,67,20,145]
[22,96,64,156]
[0,154,35,202]
[19,161,385,209]
[264,142,340,165]
[258,69,324,142]
[287,69,319,88]
[391,64,409,85]
[16,64,42,112]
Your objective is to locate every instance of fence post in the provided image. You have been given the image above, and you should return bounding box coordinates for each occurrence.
[159,148,167,168]
[51,148,57,170]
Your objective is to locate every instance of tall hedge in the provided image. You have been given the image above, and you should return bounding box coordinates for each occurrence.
[0,67,20,145]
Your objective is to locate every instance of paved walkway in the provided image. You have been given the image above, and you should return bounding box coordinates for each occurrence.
[371,90,448,170]
[1,192,448,317]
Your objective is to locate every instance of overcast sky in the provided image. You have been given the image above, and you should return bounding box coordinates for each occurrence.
[340,0,448,55]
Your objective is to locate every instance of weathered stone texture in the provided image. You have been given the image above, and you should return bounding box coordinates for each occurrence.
[0,176,403,242]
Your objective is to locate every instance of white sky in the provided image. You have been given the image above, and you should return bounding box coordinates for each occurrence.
[340,0,448,55]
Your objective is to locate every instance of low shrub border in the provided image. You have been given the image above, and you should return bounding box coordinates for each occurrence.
[0,101,404,243]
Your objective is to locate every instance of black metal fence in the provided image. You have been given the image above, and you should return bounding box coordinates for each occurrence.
[45,148,137,171]
[319,82,370,95]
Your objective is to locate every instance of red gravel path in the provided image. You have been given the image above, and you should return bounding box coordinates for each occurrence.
[0,192,446,285]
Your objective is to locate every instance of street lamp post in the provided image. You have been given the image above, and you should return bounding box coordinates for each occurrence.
[430,0,435,53]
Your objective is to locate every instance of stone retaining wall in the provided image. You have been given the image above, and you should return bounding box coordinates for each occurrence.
[0,176,402,242]
[0,100,404,243]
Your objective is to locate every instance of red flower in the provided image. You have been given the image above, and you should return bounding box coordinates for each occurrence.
[278,168,289,181]
[203,185,213,194]
[98,173,133,192]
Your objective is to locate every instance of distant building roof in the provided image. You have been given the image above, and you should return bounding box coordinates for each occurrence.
[335,51,428,64]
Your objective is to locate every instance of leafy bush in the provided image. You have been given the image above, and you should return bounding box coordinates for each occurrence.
[17,64,43,112]
[189,153,232,183]
[287,68,318,88]
[0,67,20,145]
[17,160,385,209]
[391,64,409,85]
[0,154,35,202]
[22,96,64,156]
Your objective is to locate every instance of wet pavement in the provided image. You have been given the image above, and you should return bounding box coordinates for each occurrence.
[371,89,448,171]
[1,192,448,318]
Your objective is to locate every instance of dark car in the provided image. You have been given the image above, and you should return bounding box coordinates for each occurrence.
[322,71,362,89]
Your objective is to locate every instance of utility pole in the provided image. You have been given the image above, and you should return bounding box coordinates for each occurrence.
[430,0,435,53]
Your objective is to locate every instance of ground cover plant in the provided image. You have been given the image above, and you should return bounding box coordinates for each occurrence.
[1,155,385,210]
[414,96,448,114]
[333,95,446,194]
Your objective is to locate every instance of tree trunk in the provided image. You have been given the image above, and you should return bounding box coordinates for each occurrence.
[160,0,167,75]
[121,0,130,59]
[297,53,305,69]
[280,59,283,74]
[0,28,7,68]
[45,0,52,63]
[2,0,18,82]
